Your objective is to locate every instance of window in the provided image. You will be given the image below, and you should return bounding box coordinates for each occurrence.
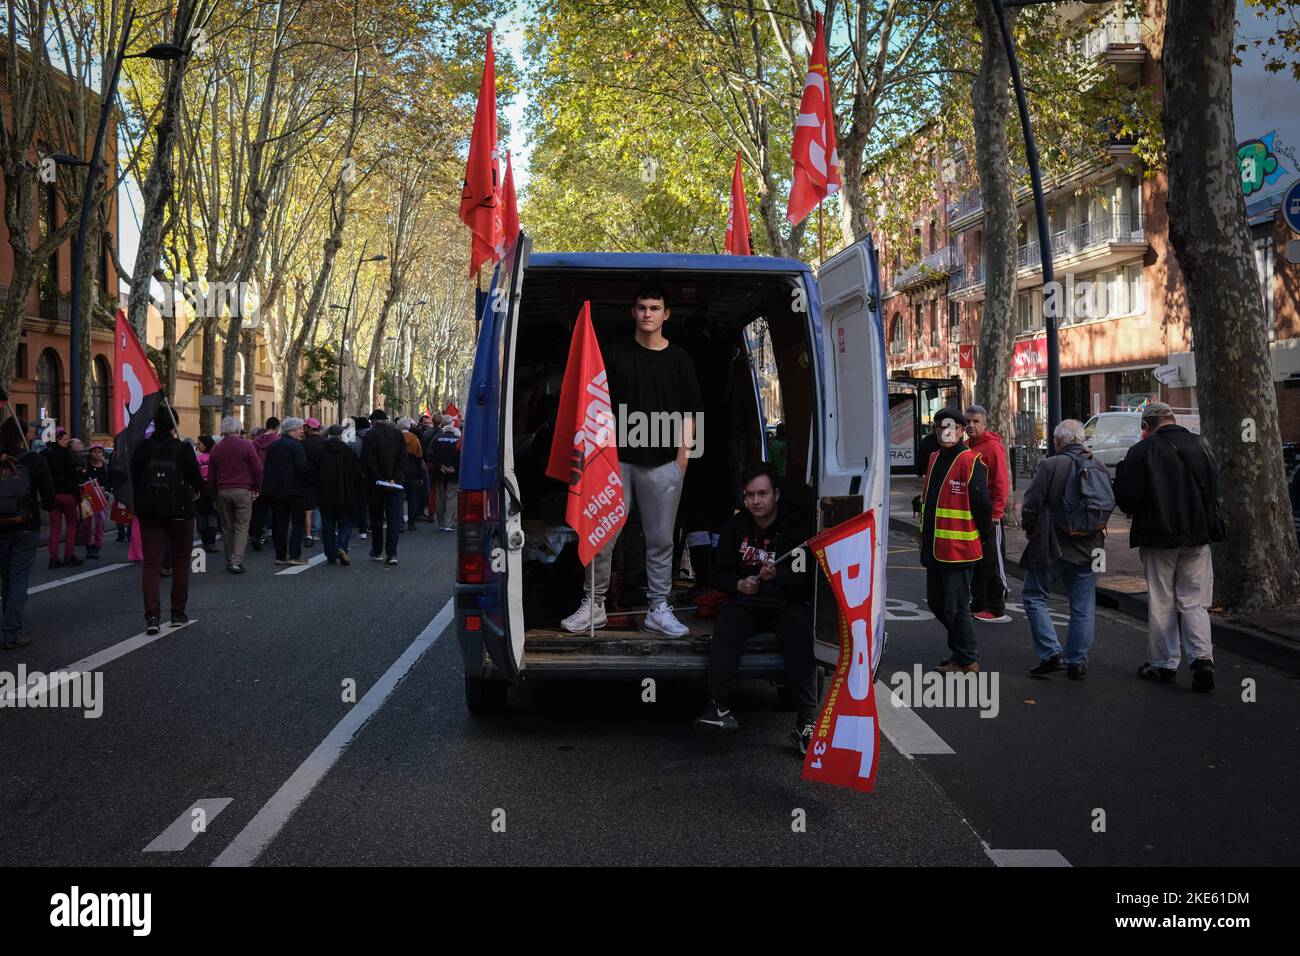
[929,215,940,254]
[930,302,940,346]
[1122,263,1143,317]
[88,355,112,435]
[949,300,961,335]
[1017,291,1042,333]
[1254,228,1275,340]
[890,314,905,354]
[14,343,27,380]
[913,303,923,348]
[36,348,61,424]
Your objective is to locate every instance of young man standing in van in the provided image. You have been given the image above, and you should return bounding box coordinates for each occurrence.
[562,286,703,638]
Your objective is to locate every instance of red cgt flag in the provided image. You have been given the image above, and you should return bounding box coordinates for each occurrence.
[109,309,164,514]
[725,151,753,256]
[544,302,627,566]
[459,32,502,277]
[786,12,842,226]
[501,150,520,253]
[802,508,880,793]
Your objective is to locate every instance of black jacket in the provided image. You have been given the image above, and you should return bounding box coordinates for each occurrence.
[361,422,406,483]
[302,433,327,471]
[919,444,992,569]
[1,450,55,532]
[43,443,79,495]
[425,429,461,482]
[313,438,362,512]
[1114,425,1222,548]
[715,501,814,612]
[130,435,205,520]
[262,436,313,498]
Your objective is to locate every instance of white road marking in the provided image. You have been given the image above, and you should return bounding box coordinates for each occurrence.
[275,553,327,575]
[985,847,1072,867]
[143,798,233,852]
[874,680,955,756]
[211,597,455,867]
[29,562,130,594]
[0,621,195,705]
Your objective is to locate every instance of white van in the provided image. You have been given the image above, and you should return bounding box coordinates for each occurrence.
[453,234,890,713]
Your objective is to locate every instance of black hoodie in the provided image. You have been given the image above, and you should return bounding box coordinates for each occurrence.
[313,438,363,512]
[715,500,814,612]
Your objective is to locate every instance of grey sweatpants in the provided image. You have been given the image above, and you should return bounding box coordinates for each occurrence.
[1141,544,1214,669]
[591,459,684,607]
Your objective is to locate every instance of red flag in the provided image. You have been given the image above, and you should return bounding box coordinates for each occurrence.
[545,302,627,566]
[725,152,753,256]
[109,309,164,513]
[501,150,520,252]
[442,403,461,428]
[786,12,842,226]
[802,508,880,793]
[459,32,502,276]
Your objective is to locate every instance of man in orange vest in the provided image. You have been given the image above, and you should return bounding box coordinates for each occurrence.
[919,407,993,673]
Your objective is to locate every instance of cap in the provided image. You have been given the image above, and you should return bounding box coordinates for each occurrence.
[1140,401,1174,423]
[90,443,105,450]
[304,417,321,429]
[933,407,967,429]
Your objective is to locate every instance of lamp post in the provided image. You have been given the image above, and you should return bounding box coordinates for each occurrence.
[56,1,185,440]
[333,248,387,423]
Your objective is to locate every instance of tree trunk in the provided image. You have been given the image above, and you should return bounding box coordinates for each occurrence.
[971,0,1019,527]
[1162,0,1300,610]
[241,328,258,429]
[200,318,217,435]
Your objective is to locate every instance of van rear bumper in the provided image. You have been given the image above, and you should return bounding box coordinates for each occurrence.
[521,650,787,681]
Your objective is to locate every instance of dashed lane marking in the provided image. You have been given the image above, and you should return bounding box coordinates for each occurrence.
[143,798,234,852]
[874,680,955,757]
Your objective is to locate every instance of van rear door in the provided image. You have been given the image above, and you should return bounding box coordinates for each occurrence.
[813,237,889,675]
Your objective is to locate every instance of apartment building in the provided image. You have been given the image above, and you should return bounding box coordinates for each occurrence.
[876,0,1300,446]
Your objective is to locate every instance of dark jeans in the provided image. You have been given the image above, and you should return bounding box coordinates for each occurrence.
[708,601,817,722]
[404,478,421,527]
[251,493,271,542]
[368,487,404,558]
[355,485,370,534]
[970,521,1008,616]
[0,527,40,640]
[320,506,354,562]
[926,565,978,665]
[415,462,429,518]
[141,517,195,619]
[272,495,306,560]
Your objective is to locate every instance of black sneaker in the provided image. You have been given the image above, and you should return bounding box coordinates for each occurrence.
[790,719,816,757]
[693,700,739,733]
[48,557,64,570]
[1029,654,1063,677]
[170,611,190,627]
[1067,662,1087,681]
[1137,662,1177,684]
[86,547,100,559]
[304,537,315,548]
[386,556,398,566]
[145,617,161,635]
[64,555,85,567]
[250,537,263,551]
[1190,658,1215,693]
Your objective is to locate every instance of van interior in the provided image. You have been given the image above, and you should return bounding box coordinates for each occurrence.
[508,267,816,652]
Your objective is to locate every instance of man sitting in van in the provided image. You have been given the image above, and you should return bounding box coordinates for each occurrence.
[695,463,816,756]
[561,285,703,638]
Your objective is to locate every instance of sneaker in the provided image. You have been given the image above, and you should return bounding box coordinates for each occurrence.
[358,532,368,540]
[64,555,84,567]
[1190,658,1215,693]
[1067,663,1087,681]
[936,660,980,673]
[372,553,385,562]
[693,699,739,733]
[1136,662,1177,684]
[226,565,244,574]
[48,557,64,570]
[1029,654,1063,677]
[250,537,263,551]
[160,565,172,577]
[385,557,398,566]
[407,523,417,532]
[443,526,455,532]
[287,557,308,566]
[2,631,31,650]
[790,719,816,756]
[973,611,1011,623]
[86,547,100,559]
[338,549,350,566]
[274,559,290,566]
[145,617,161,635]
[561,597,607,633]
[643,603,690,638]
[170,611,190,627]
[304,537,315,548]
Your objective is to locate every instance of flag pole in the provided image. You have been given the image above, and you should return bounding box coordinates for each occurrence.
[589,560,595,640]
[818,203,824,267]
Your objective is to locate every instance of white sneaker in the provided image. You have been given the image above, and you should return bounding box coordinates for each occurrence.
[644,603,689,638]
[561,597,607,633]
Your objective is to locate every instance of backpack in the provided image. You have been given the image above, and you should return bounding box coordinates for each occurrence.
[1054,450,1115,536]
[0,452,35,528]
[138,440,187,518]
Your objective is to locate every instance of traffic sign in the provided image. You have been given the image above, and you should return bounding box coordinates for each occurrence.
[1284,180,1300,235]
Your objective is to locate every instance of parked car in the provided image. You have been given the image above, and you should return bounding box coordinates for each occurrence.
[1082,409,1201,474]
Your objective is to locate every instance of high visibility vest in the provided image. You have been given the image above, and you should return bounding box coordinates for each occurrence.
[921,448,984,563]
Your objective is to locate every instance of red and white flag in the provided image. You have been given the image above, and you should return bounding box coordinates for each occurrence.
[802,508,880,792]
[786,12,842,226]
[725,151,753,256]
[108,309,164,514]
[544,302,626,566]
[501,150,520,252]
[459,32,502,276]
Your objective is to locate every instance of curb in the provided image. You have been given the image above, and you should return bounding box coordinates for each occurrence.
[890,513,1300,675]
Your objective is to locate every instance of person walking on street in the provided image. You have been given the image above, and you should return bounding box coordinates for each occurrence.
[77,443,110,559]
[208,416,263,574]
[426,418,461,530]
[249,418,280,550]
[350,415,372,540]
[965,404,1011,623]
[301,418,325,547]
[0,417,55,650]
[919,407,991,673]
[314,424,362,565]
[131,406,205,634]
[1020,419,1114,680]
[400,418,424,532]
[43,428,83,569]
[1114,402,1224,692]
[262,418,313,567]
[194,435,220,553]
[361,409,407,565]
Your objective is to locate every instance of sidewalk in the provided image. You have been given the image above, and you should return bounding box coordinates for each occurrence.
[889,474,1300,674]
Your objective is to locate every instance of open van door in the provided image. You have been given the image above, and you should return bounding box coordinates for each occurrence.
[812,237,889,675]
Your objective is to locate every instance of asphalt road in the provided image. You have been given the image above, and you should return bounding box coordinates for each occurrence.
[1,521,1294,866]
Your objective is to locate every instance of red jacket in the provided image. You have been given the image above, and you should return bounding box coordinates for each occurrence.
[207,434,265,495]
[967,429,1009,521]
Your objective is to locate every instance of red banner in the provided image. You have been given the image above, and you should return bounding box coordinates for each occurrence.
[111,310,161,436]
[459,32,502,276]
[802,508,879,793]
[786,11,842,226]
[725,151,752,256]
[501,150,519,251]
[1011,337,1048,378]
[959,343,974,369]
[544,302,627,565]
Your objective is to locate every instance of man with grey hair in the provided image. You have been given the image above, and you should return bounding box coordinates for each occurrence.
[965,403,1011,622]
[207,415,263,574]
[261,417,312,565]
[1019,419,1112,680]
[1115,401,1223,692]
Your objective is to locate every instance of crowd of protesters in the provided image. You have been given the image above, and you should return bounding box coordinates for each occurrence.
[0,403,460,645]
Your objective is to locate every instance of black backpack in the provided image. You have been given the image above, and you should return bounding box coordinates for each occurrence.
[138,440,188,518]
[1053,450,1115,536]
[0,452,35,528]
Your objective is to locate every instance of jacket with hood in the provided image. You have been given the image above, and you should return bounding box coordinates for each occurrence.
[715,500,814,612]
[966,429,1009,522]
[313,438,362,512]
[252,430,279,472]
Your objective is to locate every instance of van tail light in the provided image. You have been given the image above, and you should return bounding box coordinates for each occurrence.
[460,489,485,524]
[458,552,486,584]
[457,490,487,584]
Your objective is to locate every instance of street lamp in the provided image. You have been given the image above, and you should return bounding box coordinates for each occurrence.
[335,249,387,424]
[59,0,187,439]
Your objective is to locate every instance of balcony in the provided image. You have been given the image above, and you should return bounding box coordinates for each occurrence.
[891,247,959,293]
[950,260,984,295]
[1081,19,1144,58]
[1018,212,1146,273]
[39,294,72,324]
[946,189,984,230]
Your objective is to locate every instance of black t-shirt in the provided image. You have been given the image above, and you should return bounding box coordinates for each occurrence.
[604,338,704,466]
